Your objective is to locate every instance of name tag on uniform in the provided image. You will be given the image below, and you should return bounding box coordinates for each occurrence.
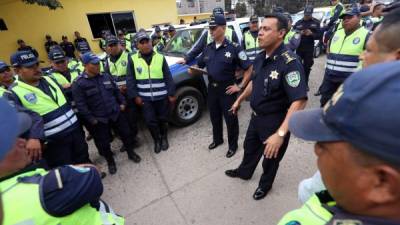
[103,81,111,85]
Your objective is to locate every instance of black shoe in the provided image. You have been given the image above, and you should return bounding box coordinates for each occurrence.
[127,151,141,163]
[119,145,126,152]
[208,141,223,150]
[161,135,169,151]
[253,187,269,200]
[106,158,117,175]
[154,140,162,154]
[225,169,251,180]
[226,149,237,158]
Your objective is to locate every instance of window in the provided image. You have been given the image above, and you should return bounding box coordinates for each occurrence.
[187,0,195,8]
[0,19,7,31]
[87,12,136,39]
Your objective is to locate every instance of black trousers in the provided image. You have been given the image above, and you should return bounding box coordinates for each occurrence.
[87,113,133,159]
[319,76,343,107]
[142,98,170,138]
[207,82,239,150]
[297,49,314,86]
[44,127,90,168]
[237,113,290,190]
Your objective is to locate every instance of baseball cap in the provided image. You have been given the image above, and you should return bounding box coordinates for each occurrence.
[10,51,39,67]
[304,5,314,16]
[48,49,66,62]
[273,6,285,14]
[81,52,101,65]
[168,25,176,32]
[106,35,119,46]
[339,7,361,19]
[212,7,224,16]
[0,60,10,71]
[0,98,32,160]
[209,14,226,27]
[359,5,371,13]
[155,26,161,33]
[250,15,258,23]
[289,61,400,164]
[136,32,150,42]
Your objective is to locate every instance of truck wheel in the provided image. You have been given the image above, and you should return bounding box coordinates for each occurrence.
[171,86,204,127]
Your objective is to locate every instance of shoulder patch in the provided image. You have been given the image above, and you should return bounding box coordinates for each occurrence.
[281,51,296,64]
[285,71,301,88]
[238,51,248,60]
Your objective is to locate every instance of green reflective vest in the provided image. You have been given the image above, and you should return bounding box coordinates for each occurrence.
[284,28,296,45]
[207,27,234,44]
[107,51,130,86]
[1,168,124,225]
[131,52,167,100]
[170,36,183,52]
[327,26,369,79]
[68,59,84,74]
[11,76,78,137]
[330,2,344,19]
[278,194,335,225]
[244,31,261,61]
[48,69,80,86]
[0,86,8,96]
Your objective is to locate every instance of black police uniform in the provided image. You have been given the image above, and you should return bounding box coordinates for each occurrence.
[60,41,76,59]
[234,44,307,193]
[71,72,141,173]
[197,38,251,152]
[293,17,321,85]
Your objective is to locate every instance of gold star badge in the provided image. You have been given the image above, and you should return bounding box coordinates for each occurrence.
[269,70,279,80]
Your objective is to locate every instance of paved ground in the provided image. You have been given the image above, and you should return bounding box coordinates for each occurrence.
[88,56,326,225]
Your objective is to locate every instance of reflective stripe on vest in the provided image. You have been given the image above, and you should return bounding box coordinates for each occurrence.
[207,27,234,44]
[277,194,334,225]
[326,27,368,78]
[11,77,78,137]
[107,51,129,86]
[244,31,261,61]
[131,52,167,100]
[0,169,124,225]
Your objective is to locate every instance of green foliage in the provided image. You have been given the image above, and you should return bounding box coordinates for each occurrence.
[21,0,63,10]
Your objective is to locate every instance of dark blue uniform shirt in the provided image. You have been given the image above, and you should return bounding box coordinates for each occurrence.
[197,38,251,82]
[71,72,125,124]
[293,18,322,51]
[251,44,307,115]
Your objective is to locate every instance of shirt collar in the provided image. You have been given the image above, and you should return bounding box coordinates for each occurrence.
[212,38,229,49]
[263,43,286,62]
[326,206,400,225]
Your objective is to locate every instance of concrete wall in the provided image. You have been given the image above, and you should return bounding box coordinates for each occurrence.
[0,0,178,64]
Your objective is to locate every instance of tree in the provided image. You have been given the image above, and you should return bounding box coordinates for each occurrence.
[22,0,63,10]
[235,2,247,17]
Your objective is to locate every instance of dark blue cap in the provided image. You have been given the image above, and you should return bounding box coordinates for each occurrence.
[48,48,66,62]
[155,26,161,33]
[10,51,38,67]
[304,5,314,16]
[209,14,226,27]
[106,35,119,46]
[250,15,258,22]
[136,32,150,42]
[0,98,31,160]
[81,52,101,65]
[168,25,176,32]
[359,5,370,13]
[212,7,224,16]
[289,61,400,164]
[339,6,361,18]
[0,61,9,71]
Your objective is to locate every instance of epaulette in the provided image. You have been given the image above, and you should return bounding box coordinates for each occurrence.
[281,51,296,64]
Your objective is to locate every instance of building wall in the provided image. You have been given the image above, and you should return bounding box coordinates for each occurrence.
[177,0,200,15]
[178,0,224,15]
[0,0,178,64]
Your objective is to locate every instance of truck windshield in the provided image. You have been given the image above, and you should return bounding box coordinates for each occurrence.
[163,28,204,56]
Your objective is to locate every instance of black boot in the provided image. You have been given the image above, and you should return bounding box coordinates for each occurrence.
[160,123,169,151]
[149,128,162,154]
[106,156,117,175]
[126,148,141,163]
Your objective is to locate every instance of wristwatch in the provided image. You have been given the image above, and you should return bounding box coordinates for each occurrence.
[277,129,286,138]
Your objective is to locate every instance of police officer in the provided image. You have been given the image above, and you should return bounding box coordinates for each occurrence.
[0,98,124,225]
[325,0,345,42]
[7,51,90,168]
[370,3,385,30]
[225,14,307,200]
[177,7,239,65]
[126,32,176,154]
[117,30,132,52]
[320,7,370,107]
[46,49,80,89]
[278,61,400,225]
[44,34,58,54]
[154,26,166,47]
[99,30,110,52]
[17,39,39,57]
[0,60,15,92]
[152,34,165,53]
[72,52,141,174]
[103,35,140,149]
[284,14,301,52]
[293,6,321,86]
[74,31,91,54]
[60,35,76,59]
[189,15,253,158]
[243,15,262,62]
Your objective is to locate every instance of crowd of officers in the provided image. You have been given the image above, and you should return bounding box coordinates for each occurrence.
[0,0,399,224]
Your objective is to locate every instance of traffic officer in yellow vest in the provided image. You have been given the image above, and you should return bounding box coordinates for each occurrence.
[7,51,91,168]
[126,32,176,154]
[242,15,262,62]
[72,52,141,174]
[0,61,15,94]
[189,15,253,158]
[177,7,239,65]
[324,0,345,42]
[46,49,80,89]
[0,98,125,225]
[103,35,140,149]
[117,30,132,52]
[284,14,301,52]
[319,7,370,107]
[278,61,400,225]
